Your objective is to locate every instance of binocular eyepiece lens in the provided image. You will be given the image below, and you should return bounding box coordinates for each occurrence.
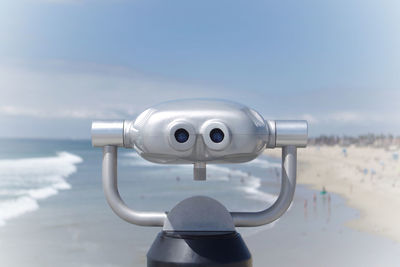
[210,128,224,143]
[174,128,189,143]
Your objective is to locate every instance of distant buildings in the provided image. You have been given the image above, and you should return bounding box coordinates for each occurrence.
[308,134,400,149]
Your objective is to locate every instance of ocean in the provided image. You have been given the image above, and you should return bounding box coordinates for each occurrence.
[0,139,399,267]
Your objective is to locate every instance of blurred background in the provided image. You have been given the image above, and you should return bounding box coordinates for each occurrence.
[1,0,399,138]
[0,1,399,266]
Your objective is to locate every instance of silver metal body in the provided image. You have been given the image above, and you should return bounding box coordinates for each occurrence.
[92,99,308,228]
[231,146,297,226]
[102,145,166,226]
[92,121,124,147]
[124,100,270,164]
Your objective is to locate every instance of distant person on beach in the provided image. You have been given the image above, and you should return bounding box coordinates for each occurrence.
[327,194,331,223]
[304,199,308,220]
[313,193,317,215]
[342,148,347,157]
[320,186,327,195]
[380,161,385,171]
[370,169,376,181]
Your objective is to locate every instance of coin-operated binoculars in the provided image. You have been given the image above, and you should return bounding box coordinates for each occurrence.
[92,99,308,267]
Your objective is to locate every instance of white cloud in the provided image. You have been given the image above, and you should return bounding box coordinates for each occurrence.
[0,60,399,137]
[0,61,229,120]
[0,105,124,119]
[295,111,389,126]
[326,111,387,124]
[0,106,42,117]
[300,113,319,124]
[328,111,363,123]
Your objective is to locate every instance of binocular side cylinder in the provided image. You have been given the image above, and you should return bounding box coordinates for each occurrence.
[91,120,308,149]
[92,121,124,147]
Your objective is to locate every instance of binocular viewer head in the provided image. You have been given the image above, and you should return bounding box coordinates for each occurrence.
[92,99,307,166]
[91,99,308,229]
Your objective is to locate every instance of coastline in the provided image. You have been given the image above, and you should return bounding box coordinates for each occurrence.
[1,139,400,266]
[265,145,400,243]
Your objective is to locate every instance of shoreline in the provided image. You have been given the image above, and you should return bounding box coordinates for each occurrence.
[1,140,400,266]
[265,145,400,243]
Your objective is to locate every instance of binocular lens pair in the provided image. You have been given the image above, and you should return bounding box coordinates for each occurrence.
[174,128,224,144]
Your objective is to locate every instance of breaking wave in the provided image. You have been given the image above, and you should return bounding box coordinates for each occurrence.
[0,152,82,227]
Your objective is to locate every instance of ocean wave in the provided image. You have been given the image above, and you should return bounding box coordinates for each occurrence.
[208,165,278,203]
[0,152,83,227]
[123,151,278,205]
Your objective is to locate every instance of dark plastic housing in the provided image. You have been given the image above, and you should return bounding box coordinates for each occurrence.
[147,231,252,267]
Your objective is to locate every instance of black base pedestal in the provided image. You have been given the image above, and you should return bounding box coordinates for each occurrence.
[147,231,252,267]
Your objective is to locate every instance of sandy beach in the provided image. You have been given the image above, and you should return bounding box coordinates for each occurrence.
[265,145,400,243]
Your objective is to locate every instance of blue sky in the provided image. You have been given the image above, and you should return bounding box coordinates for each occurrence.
[0,0,399,138]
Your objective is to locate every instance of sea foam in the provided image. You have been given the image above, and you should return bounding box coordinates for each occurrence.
[0,152,83,227]
[124,151,278,204]
[208,164,278,203]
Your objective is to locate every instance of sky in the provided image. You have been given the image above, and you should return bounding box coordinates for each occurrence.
[0,0,399,138]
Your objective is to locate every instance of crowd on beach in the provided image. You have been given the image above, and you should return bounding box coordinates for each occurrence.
[296,142,400,242]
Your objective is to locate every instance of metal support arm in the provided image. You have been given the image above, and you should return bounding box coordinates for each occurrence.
[102,145,297,228]
[102,145,167,226]
[231,145,297,227]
